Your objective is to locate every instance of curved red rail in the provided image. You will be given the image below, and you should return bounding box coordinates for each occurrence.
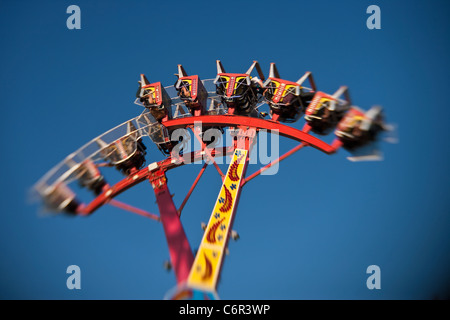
[81,147,234,215]
[81,115,337,215]
[163,115,337,154]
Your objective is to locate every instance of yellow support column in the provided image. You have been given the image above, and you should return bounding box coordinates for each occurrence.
[187,148,249,292]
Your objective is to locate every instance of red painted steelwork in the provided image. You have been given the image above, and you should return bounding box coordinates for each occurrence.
[80,147,233,215]
[178,162,208,216]
[192,126,225,179]
[108,199,160,221]
[242,143,306,186]
[163,115,337,154]
[149,169,194,284]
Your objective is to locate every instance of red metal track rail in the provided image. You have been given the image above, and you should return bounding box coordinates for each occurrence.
[81,115,340,215]
[162,115,338,154]
[80,147,234,215]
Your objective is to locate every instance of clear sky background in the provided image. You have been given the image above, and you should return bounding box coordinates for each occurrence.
[1,0,449,300]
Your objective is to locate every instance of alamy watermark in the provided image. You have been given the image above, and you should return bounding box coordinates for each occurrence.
[167,123,280,175]
[366,265,381,289]
[366,5,381,30]
[66,265,81,289]
[66,5,381,31]
[66,5,81,30]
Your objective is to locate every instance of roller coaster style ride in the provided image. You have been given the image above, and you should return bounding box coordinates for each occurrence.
[32,60,392,300]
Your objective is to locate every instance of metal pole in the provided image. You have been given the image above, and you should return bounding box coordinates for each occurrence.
[149,169,194,284]
[178,162,208,216]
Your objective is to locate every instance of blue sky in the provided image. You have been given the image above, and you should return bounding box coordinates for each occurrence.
[1,0,449,299]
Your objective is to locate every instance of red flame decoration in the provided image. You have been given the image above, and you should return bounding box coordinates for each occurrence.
[206,217,225,244]
[219,185,233,213]
[201,252,213,281]
[228,154,245,181]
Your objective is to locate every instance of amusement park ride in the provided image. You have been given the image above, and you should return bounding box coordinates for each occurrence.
[32,60,392,300]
